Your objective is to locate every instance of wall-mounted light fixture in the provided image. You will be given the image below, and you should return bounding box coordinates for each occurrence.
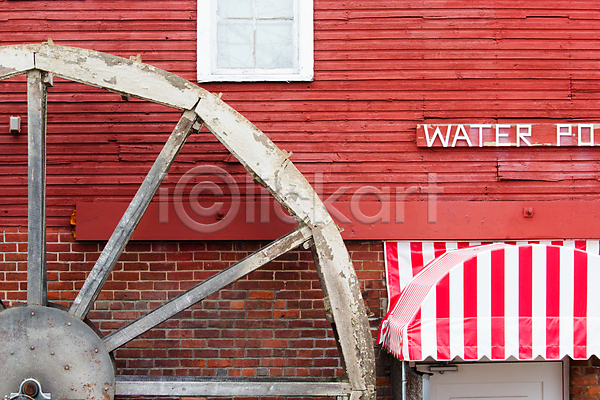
[428,365,459,374]
[9,116,21,134]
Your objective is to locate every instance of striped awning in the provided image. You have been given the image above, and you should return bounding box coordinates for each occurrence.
[379,241,600,361]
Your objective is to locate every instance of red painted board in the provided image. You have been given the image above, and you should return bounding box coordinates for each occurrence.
[76,200,600,241]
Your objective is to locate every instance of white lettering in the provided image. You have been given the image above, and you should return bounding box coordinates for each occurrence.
[516,124,532,147]
[471,124,491,147]
[578,124,595,146]
[495,124,511,146]
[424,125,451,147]
[451,125,473,147]
[556,124,572,146]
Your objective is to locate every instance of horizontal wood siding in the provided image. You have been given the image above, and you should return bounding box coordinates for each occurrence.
[2,1,600,227]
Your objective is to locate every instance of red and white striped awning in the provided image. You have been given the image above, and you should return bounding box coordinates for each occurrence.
[379,241,600,361]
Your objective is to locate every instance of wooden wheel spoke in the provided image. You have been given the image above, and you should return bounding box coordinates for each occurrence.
[114,376,352,397]
[69,110,198,320]
[102,225,312,352]
[27,69,52,307]
[311,221,376,394]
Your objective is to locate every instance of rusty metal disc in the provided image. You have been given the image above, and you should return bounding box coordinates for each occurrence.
[0,305,115,400]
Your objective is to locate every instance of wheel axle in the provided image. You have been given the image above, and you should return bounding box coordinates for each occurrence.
[9,379,50,400]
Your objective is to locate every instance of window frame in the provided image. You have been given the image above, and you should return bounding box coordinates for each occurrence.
[197,0,314,82]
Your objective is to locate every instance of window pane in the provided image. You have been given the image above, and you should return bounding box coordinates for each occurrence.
[257,0,294,18]
[217,0,253,18]
[217,20,254,68]
[256,20,294,68]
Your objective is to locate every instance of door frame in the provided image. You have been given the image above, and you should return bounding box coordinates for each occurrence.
[406,358,570,400]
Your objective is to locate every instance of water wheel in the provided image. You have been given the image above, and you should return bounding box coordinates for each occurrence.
[0,43,375,400]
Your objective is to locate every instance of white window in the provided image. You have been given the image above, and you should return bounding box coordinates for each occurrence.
[198,0,313,82]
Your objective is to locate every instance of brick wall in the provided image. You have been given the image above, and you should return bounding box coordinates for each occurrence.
[0,226,391,399]
[571,358,600,399]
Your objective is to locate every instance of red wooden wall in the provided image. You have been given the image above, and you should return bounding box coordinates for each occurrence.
[3,2,600,396]
[2,1,600,238]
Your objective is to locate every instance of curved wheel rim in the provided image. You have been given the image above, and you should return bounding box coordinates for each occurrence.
[0,43,375,400]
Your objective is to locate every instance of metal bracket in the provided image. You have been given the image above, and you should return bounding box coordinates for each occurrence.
[9,379,51,400]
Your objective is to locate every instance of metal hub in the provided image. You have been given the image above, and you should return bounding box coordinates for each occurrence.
[0,306,115,400]
[10,378,51,400]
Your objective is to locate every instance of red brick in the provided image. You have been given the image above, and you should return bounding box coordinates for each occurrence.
[154,281,179,291]
[0,243,17,252]
[235,358,260,368]
[5,271,26,281]
[5,253,26,262]
[0,262,17,271]
[193,349,219,358]
[220,252,240,261]
[58,233,75,243]
[103,281,128,291]
[247,310,272,319]
[122,262,148,271]
[588,387,600,395]
[152,243,179,252]
[207,359,233,368]
[139,271,166,280]
[48,281,74,291]
[220,348,245,358]
[70,243,99,252]
[572,377,599,385]
[84,252,101,262]
[4,233,27,243]
[166,271,194,281]
[202,261,229,271]
[207,242,233,251]
[0,282,19,291]
[247,349,273,358]
[127,281,153,290]
[180,359,206,368]
[139,252,166,261]
[193,251,220,261]
[247,271,273,281]
[207,338,235,348]
[118,253,139,262]
[112,271,140,280]
[180,243,207,252]
[249,290,275,299]
[248,330,273,338]
[569,360,590,367]
[234,339,261,348]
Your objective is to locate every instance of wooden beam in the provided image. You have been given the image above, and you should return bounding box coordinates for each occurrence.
[0,44,36,81]
[69,111,197,319]
[115,377,352,397]
[33,43,204,110]
[312,221,376,400]
[27,69,50,307]
[77,199,600,242]
[103,225,312,352]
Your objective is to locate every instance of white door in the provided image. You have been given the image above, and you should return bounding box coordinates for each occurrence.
[429,362,564,400]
